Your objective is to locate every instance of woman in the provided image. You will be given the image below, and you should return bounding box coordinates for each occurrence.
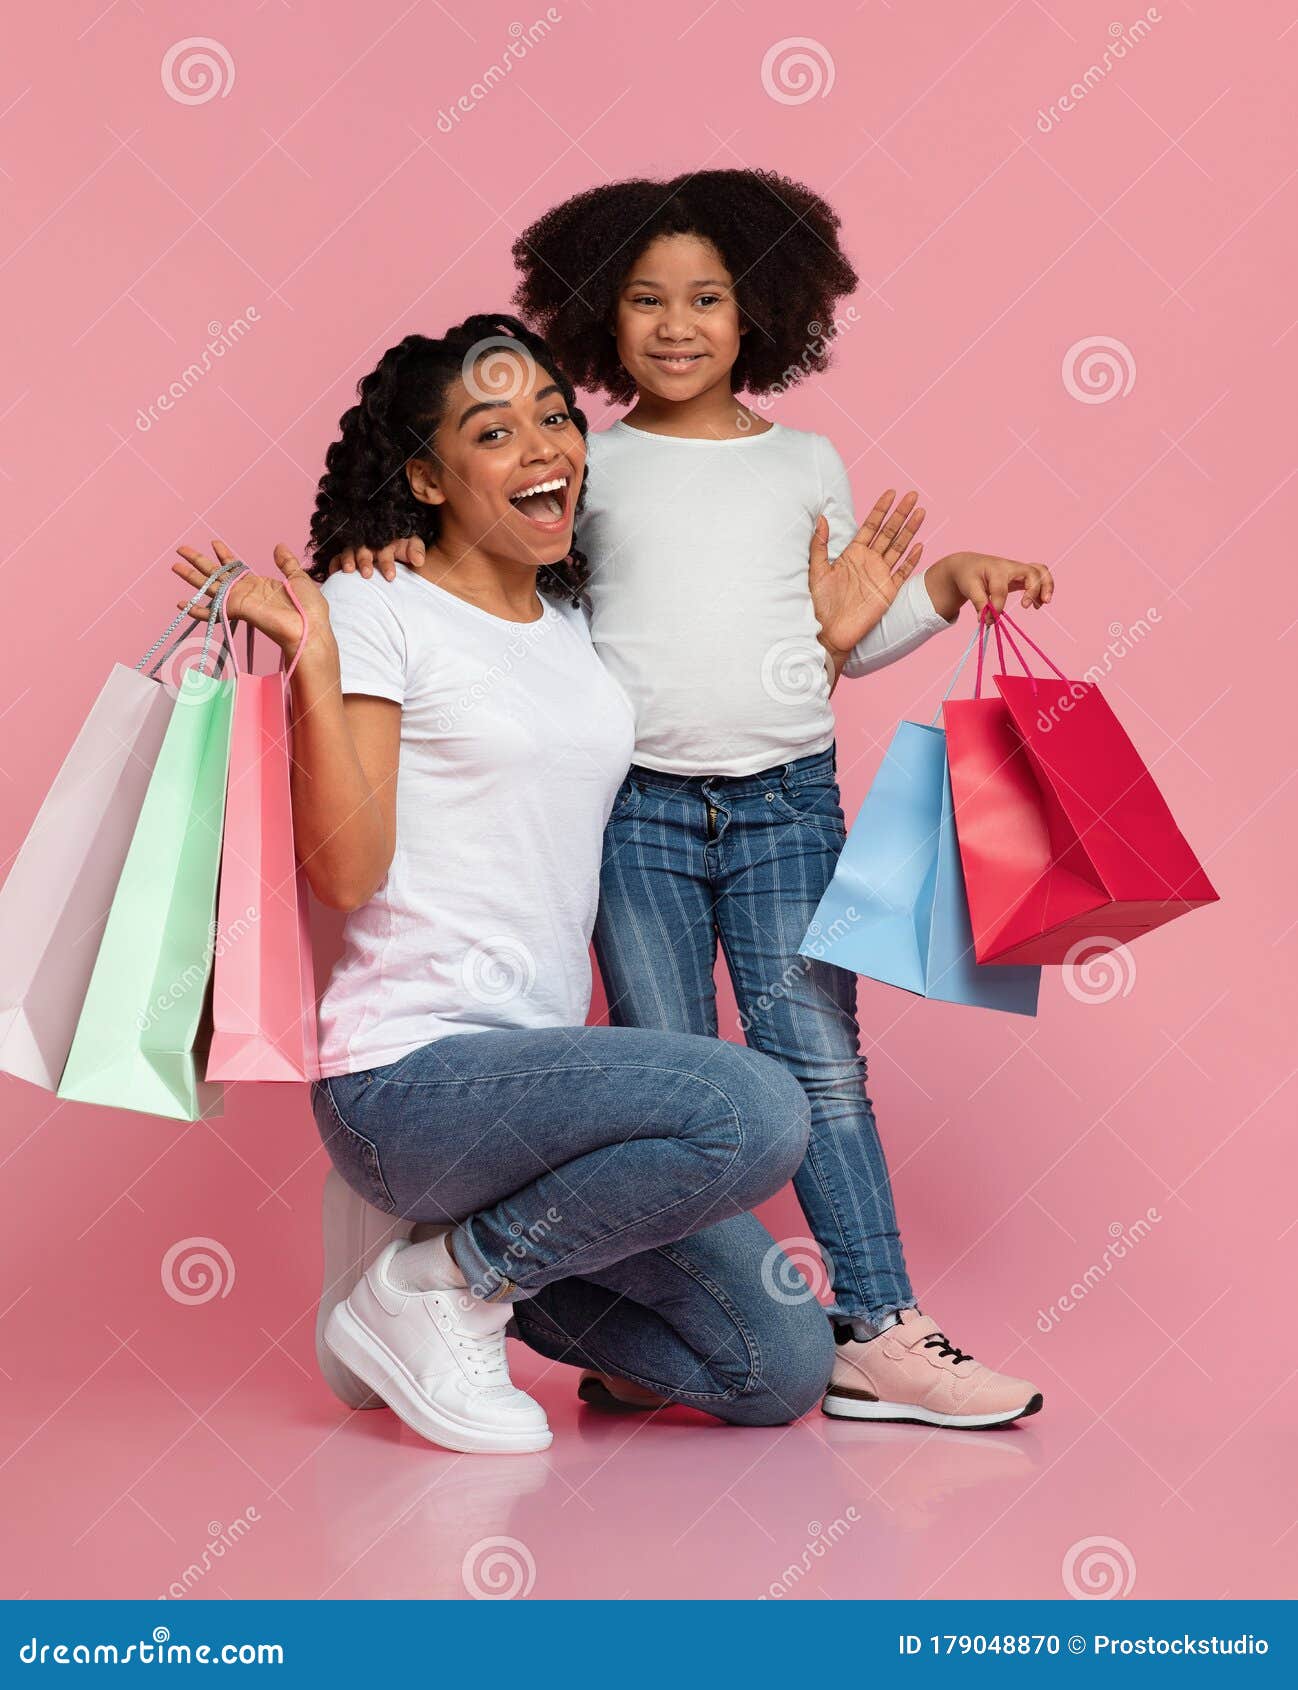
[172,314,833,1455]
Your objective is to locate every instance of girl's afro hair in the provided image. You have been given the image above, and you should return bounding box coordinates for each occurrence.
[511,168,859,403]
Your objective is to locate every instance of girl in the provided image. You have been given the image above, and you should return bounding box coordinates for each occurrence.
[171,315,834,1455]
[338,171,1054,1430]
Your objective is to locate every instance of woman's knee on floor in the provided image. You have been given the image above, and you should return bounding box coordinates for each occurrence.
[714,1297,834,1427]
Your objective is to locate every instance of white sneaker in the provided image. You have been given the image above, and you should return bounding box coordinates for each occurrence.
[324,1240,553,1454]
[316,1168,414,1410]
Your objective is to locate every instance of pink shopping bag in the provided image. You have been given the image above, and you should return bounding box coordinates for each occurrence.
[204,576,320,1082]
[944,608,1218,964]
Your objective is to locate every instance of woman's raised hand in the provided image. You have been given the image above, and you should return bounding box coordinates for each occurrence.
[172,539,332,666]
[327,536,425,582]
[807,489,926,663]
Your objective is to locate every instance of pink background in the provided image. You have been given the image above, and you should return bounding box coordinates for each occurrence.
[1,0,1295,1601]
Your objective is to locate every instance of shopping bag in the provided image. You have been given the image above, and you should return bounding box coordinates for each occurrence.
[799,628,1041,1015]
[0,563,242,1091]
[943,608,1218,965]
[57,565,248,1121]
[205,580,320,1081]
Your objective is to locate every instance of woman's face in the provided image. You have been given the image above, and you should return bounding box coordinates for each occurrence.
[409,350,586,568]
[615,232,745,402]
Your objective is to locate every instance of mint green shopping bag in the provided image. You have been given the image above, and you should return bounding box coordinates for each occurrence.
[58,565,245,1121]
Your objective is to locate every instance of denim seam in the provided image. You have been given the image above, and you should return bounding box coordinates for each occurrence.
[367,1059,745,1095]
[796,1129,876,1319]
[318,1078,398,1212]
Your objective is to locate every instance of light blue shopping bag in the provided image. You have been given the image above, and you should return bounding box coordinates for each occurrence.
[798,629,1040,1016]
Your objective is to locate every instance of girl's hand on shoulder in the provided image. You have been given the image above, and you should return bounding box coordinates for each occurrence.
[327,536,425,582]
[172,539,333,667]
[936,552,1055,617]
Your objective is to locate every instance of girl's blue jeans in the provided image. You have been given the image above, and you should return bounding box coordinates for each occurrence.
[311,1025,833,1425]
[593,744,915,1329]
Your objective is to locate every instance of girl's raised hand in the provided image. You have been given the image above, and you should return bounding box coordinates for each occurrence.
[807,488,926,662]
[327,536,425,582]
[172,539,332,665]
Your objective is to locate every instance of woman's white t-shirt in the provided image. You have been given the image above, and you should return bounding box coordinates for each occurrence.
[577,421,955,777]
[315,570,635,1078]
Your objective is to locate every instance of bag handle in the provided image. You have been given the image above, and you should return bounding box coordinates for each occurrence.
[929,621,988,726]
[136,559,246,679]
[193,565,248,678]
[214,561,309,682]
[975,603,1068,699]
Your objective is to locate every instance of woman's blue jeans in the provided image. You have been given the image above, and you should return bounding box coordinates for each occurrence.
[310,1025,833,1426]
[593,745,915,1328]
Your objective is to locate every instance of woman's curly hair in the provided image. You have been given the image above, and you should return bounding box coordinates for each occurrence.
[512,169,859,404]
[306,313,589,604]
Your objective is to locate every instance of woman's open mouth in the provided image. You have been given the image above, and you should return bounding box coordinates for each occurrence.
[507,474,570,532]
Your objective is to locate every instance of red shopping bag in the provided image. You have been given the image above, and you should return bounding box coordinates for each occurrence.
[943,608,1218,965]
[205,578,320,1082]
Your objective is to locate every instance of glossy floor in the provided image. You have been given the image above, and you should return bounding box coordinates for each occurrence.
[3,1305,1290,1602]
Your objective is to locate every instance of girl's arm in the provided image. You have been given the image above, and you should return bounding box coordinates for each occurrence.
[824,553,1054,692]
[173,540,398,912]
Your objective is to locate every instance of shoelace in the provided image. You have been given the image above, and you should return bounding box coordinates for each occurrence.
[921,1331,974,1367]
[452,1322,510,1387]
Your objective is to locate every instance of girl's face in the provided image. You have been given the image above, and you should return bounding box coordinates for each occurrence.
[408,352,586,568]
[615,233,745,402]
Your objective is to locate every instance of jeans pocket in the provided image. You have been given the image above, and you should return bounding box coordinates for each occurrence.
[312,1077,397,1213]
[770,779,847,838]
[610,774,643,820]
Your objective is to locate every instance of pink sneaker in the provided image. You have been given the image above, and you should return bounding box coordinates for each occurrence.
[823,1310,1042,1429]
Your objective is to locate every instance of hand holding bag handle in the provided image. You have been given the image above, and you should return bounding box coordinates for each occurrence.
[214,561,309,682]
[134,558,247,682]
[974,602,1068,700]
